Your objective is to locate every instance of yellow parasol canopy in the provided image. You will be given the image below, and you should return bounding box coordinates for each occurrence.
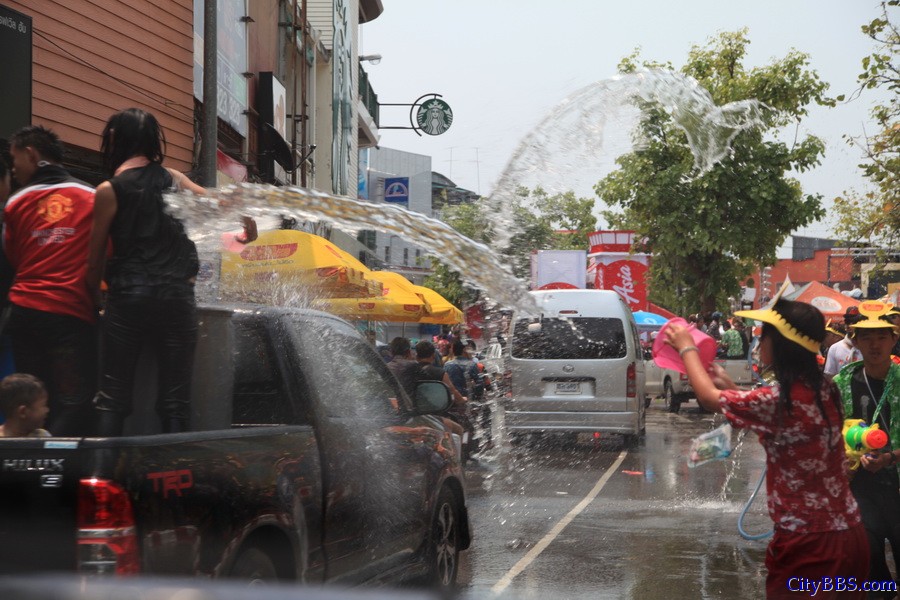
[220,230,381,302]
[315,271,426,321]
[315,273,463,325]
[413,285,465,325]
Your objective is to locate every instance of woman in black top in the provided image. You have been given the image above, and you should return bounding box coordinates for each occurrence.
[86,108,254,435]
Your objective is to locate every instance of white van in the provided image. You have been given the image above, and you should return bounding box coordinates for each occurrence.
[506,289,646,443]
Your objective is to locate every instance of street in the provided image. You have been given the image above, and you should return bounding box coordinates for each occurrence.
[457,400,771,599]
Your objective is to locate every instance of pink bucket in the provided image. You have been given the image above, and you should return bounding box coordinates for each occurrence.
[651,318,717,374]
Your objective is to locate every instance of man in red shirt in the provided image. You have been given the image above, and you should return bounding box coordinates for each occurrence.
[3,126,97,436]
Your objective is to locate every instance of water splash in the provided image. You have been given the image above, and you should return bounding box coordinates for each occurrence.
[486,69,770,247]
[166,69,767,314]
[166,184,539,315]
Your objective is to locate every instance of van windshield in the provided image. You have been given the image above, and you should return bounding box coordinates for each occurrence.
[511,317,627,360]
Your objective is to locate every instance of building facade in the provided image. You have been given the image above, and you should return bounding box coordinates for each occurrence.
[1,0,382,193]
[2,0,195,179]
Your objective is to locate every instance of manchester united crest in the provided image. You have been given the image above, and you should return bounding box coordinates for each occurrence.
[38,194,74,224]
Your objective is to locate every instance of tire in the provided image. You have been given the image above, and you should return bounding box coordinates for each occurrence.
[229,546,279,585]
[643,394,652,409]
[664,380,681,414]
[422,486,461,590]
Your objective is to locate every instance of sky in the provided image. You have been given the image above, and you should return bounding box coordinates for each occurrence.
[361,0,893,256]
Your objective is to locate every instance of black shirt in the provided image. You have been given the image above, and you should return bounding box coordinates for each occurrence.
[107,164,198,294]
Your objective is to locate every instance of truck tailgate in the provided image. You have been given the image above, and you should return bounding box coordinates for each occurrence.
[0,439,82,573]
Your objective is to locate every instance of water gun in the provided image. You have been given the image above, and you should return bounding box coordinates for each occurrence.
[843,419,889,470]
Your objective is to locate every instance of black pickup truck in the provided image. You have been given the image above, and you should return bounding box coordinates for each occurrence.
[0,305,471,590]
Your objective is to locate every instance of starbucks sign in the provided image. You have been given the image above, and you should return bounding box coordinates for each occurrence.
[415,98,453,136]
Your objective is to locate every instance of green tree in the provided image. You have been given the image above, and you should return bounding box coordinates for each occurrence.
[502,187,597,279]
[833,1,899,256]
[595,30,831,314]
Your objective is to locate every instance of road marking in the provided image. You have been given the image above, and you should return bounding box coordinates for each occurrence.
[491,449,629,595]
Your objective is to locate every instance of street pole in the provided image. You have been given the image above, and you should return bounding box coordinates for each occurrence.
[200,0,218,187]
[300,0,308,188]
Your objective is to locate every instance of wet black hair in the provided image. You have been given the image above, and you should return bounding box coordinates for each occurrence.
[762,299,839,443]
[451,340,465,356]
[415,340,436,359]
[100,108,166,174]
[9,125,64,164]
[389,337,411,357]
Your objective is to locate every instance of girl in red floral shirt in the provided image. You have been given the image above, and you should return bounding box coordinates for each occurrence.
[666,296,868,599]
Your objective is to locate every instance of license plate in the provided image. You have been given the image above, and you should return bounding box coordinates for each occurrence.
[555,382,580,394]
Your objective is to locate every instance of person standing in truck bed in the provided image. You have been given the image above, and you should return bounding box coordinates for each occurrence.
[86,108,255,436]
[4,126,97,436]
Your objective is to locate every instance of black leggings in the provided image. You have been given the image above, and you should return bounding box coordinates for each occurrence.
[94,294,197,430]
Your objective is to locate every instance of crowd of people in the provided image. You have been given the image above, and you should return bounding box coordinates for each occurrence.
[381,333,495,459]
[667,292,900,599]
[0,109,255,438]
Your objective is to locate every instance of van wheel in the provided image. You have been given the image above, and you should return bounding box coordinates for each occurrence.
[664,380,681,413]
[230,546,278,584]
[643,394,652,409]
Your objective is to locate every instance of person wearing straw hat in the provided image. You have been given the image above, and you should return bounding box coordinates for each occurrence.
[833,301,900,599]
[664,283,868,599]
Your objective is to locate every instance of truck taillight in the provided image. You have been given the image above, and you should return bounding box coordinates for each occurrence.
[77,478,140,575]
[626,363,636,398]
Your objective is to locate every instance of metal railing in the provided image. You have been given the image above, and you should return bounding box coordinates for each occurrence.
[358,65,380,127]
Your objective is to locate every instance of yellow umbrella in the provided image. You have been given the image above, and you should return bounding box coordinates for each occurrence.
[315,273,426,321]
[220,230,380,301]
[413,286,465,325]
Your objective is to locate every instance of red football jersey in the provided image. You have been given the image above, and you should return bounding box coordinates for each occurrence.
[4,181,97,323]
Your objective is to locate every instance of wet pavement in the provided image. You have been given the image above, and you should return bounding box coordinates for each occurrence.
[457,398,771,599]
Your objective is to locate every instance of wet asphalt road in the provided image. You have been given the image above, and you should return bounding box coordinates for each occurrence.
[456,398,772,599]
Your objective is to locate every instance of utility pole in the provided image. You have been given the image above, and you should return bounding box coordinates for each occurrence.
[200,0,218,187]
[300,0,309,187]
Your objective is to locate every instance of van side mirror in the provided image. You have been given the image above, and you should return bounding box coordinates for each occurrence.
[413,381,452,414]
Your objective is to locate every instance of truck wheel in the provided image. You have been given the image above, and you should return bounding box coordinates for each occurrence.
[664,380,681,414]
[423,486,460,590]
[230,547,278,584]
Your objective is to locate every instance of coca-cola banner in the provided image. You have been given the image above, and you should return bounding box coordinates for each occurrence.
[589,255,649,311]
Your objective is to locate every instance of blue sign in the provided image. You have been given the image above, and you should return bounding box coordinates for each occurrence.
[384,177,409,207]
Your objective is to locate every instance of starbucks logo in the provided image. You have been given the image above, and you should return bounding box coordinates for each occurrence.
[416,98,453,136]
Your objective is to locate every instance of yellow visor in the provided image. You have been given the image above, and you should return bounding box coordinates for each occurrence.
[734,306,821,353]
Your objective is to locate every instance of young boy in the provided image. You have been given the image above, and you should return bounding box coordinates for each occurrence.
[0,373,51,438]
[833,302,900,599]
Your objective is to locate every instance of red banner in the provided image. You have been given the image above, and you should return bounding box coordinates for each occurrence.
[594,258,649,311]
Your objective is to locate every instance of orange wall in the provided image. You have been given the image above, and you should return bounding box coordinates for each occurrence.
[6,1,194,172]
